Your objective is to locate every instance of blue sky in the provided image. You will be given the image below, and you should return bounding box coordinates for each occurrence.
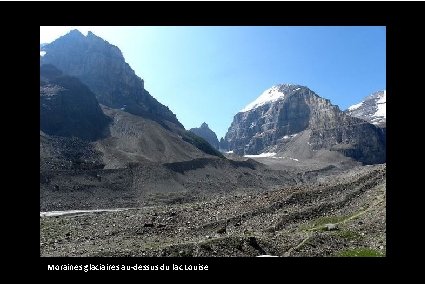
[40,26,386,139]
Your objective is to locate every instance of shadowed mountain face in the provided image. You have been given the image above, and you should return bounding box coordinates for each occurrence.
[221,84,386,164]
[40,64,110,141]
[40,29,182,128]
[189,122,220,150]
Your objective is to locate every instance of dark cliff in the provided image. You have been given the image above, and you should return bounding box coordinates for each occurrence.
[40,64,110,141]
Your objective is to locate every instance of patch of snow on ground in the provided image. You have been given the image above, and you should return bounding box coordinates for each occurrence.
[245,152,276,158]
[257,255,279,257]
[40,51,46,56]
[241,85,285,112]
[226,150,234,154]
[40,208,132,217]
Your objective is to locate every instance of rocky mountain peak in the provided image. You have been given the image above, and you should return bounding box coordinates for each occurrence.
[240,84,314,113]
[201,122,209,129]
[68,29,84,38]
[40,30,182,128]
[222,84,385,164]
[190,122,220,150]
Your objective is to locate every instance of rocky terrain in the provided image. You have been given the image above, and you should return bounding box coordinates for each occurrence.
[221,84,386,164]
[40,164,385,257]
[40,153,305,211]
[347,90,386,128]
[39,30,386,257]
[189,122,220,150]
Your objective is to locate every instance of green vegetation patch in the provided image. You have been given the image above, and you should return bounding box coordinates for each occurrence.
[336,230,363,240]
[313,215,347,227]
[337,248,384,257]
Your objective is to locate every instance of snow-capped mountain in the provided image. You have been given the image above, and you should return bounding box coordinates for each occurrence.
[241,84,295,112]
[221,84,386,165]
[347,90,386,127]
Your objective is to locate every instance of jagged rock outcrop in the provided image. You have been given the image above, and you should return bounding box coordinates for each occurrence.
[346,90,386,128]
[40,64,110,141]
[40,29,181,128]
[189,122,220,150]
[222,84,386,164]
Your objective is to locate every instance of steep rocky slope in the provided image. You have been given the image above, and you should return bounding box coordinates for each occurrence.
[189,122,220,150]
[95,106,210,168]
[40,64,110,141]
[40,29,181,128]
[40,30,223,159]
[221,84,386,164]
[347,90,386,128]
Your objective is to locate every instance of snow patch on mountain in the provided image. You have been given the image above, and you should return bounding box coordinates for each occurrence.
[348,101,363,111]
[347,90,386,126]
[283,133,298,139]
[374,90,386,119]
[241,85,286,112]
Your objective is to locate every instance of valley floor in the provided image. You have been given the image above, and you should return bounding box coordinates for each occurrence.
[40,164,385,257]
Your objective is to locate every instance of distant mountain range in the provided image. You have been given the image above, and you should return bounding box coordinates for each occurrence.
[39,30,386,257]
[220,84,386,164]
[39,30,386,170]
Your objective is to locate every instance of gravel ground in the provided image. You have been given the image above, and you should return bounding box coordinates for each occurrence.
[40,164,386,257]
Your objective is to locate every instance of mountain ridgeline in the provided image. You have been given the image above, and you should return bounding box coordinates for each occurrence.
[40,29,181,129]
[221,84,386,164]
[40,30,223,160]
